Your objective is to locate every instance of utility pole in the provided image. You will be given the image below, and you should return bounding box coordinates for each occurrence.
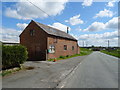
[108,40,110,51]
[83,41,84,47]
[108,40,109,48]
[86,41,88,47]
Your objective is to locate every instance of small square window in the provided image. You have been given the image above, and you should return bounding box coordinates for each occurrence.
[72,46,74,50]
[49,45,55,53]
[64,45,67,50]
[54,37,57,43]
[30,30,35,36]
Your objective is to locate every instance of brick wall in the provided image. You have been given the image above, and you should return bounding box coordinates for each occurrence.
[47,35,79,59]
[20,21,47,60]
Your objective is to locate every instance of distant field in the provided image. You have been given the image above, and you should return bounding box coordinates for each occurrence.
[80,48,93,56]
[101,49,120,58]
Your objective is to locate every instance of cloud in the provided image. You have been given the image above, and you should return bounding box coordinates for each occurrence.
[48,22,70,32]
[5,0,68,20]
[70,33,79,40]
[105,17,118,29]
[16,23,28,30]
[0,27,22,43]
[84,17,118,32]
[94,9,114,18]
[82,0,93,7]
[107,0,116,7]
[107,2,114,7]
[75,26,82,31]
[78,31,118,47]
[84,22,105,32]
[65,14,84,25]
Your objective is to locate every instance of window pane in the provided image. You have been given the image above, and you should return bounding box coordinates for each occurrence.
[49,45,55,53]
[30,30,35,36]
[64,45,67,50]
[72,46,74,50]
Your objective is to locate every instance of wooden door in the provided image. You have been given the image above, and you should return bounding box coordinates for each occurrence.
[35,46,46,60]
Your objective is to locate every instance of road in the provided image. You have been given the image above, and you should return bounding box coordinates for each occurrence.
[2,56,86,88]
[58,51,118,88]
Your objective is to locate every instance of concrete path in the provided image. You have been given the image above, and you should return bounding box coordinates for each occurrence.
[2,56,86,88]
[57,51,118,88]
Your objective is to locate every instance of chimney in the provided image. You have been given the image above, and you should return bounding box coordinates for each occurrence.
[67,27,69,34]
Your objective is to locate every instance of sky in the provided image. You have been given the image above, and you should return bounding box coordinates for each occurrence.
[0,0,119,47]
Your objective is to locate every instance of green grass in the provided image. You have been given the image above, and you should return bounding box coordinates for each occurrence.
[101,49,120,58]
[1,67,21,77]
[48,48,93,61]
[79,48,93,56]
[0,64,26,77]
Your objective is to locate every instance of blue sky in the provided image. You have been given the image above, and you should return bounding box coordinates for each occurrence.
[1,0,119,47]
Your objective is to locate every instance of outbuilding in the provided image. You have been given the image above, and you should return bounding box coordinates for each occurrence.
[20,20,80,60]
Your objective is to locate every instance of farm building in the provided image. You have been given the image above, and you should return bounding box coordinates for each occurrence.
[20,20,80,61]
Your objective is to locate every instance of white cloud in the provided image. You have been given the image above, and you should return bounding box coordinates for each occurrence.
[107,2,114,7]
[65,14,84,25]
[5,0,68,20]
[70,33,78,40]
[82,0,93,7]
[48,22,71,32]
[84,22,105,32]
[78,31,118,47]
[105,17,118,29]
[107,0,116,7]
[84,17,118,32]
[16,23,28,30]
[94,9,114,18]
[0,27,22,43]
[75,26,82,31]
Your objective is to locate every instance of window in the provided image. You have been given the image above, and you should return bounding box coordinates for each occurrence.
[72,46,74,50]
[49,45,55,53]
[30,30,35,36]
[54,37,57,43]
[64,45,67,50]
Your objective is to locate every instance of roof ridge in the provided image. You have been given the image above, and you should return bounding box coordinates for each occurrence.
[32,20,77,41]
[35,21,69,34]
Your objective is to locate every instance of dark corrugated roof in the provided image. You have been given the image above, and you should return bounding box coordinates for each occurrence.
[34,21,77,41]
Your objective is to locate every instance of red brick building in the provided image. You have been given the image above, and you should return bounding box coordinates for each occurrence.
[20,20,80,61]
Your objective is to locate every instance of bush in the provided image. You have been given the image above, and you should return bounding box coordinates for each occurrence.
[59,56,66,59]
[66,55,69,57]
[48,58,54,61]
[2,45,28,70]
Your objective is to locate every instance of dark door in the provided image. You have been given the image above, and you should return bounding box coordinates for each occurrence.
[35,46,46,60]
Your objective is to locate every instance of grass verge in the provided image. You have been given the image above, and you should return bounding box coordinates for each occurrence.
[48,48,93,61]
[1,67,22,77]
[101,49,120,58]
[0,65,32,77]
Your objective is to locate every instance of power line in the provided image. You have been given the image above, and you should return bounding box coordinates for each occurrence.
[26,0,65,25]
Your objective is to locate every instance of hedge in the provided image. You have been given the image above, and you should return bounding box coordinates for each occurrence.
[2,45,28,70]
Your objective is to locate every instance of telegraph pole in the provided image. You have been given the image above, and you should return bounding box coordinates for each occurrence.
[108,40,109,48]
[108,40,110,51]
[86,41,88,47]
[83,41,84,47]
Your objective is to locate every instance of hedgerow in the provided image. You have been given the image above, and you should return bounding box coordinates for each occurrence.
[2,45,28,69]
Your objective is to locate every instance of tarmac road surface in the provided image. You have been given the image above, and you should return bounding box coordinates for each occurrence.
[2,55,86,88]
[57,51,118,88]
